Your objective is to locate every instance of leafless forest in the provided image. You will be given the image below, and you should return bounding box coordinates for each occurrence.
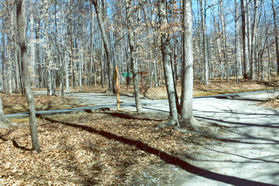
[0,0,278,150]
[0,0,278,93]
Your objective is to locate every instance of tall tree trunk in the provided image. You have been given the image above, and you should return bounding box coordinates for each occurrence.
[101,39,106,88]
[14,45,20,92]
[267,43,271,81]
[149,58,156,88]
[6,39,12,95]
[235,0,242,82]
[91,0,113,94]
[29,3,36,87]
[241,0,250,79]
[180,0,197,128]
[59,55,65,97]
[35,23,42,88]
[89,2,94,87]
[246,0,252,78]
[125,0,142,113]
[199,0,209,85]
[158,0,179,126]
[250,0,258,80]
[78,39,83,91]
[16,0,40,152]
[220,0,229,82]
[6,6,14,95]
[272,0,279,75]
[43,0,52,95]
[1,29,6,91]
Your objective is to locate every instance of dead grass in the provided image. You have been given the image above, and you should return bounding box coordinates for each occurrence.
[1,94,89,114]
[0,111,209,185]
[145,79,279,99]
[262,96,279,108]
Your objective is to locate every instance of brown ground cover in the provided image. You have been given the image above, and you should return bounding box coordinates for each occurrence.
[1,94,89,114]
[146,79,279,99]
[0,111,213,185]
[262,96,279,108]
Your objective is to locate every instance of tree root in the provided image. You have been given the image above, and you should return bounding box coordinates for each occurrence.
[155,116,200,133]
[155,118,181,130]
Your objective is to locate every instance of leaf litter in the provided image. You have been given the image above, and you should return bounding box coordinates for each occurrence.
[0,111,210,185]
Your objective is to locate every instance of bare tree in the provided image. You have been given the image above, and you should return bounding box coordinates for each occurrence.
[235,0,242,82]
[250,0,259,80]
[241,0,250,79]
[272,0,279,75]
[91,0,114,94]
[16,0,41,152]
[29,1,37,87]
[220,0,229,82]
[180,0,197,129]
[125,0,142,113]
[158,0,179,126]
[199,0,209,85]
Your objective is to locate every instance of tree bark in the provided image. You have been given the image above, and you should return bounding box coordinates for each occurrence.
[29,2,36,87]
[241,0,250,79]
[6,39,12,95]
[125,0,142,113]
[272,0,279,75]
[91,0,114,94]
[16,0,41,152]
[250,0,258,80]
[101,39,105,88]
[1,26,6,91]
[220,0,229,82]
[180,0,197,128]
[42,0,52,95]
[235,0,242,82]
[89,2,94,87]
[158,0,179,125]
[199,0,209,85]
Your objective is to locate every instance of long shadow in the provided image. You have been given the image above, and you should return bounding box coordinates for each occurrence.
[41,116,276,186]
[104,112,165,122]
[102,106,279,145]
[178,131,279,164]
[142,106,279,130]
[0,135,8,142]
[195,119,279,146]
[12,139,31,151]
[195,115,279,129]
[195,110,279,117]
[192,139,279,164]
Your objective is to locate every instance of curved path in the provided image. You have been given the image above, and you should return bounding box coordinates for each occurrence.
[6,90,279,185]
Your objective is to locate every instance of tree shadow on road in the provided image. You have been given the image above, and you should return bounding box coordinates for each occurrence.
[40,116,275,186]
[188,108,279,167]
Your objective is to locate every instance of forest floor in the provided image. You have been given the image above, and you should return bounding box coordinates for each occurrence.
[1,93,87,114]
[0,111,211,185]
[0,78,279,185]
